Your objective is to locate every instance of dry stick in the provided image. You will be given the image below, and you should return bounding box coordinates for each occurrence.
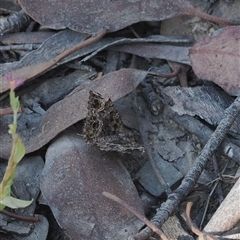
[131,96,240,240]
[102,192,170,240]
[200,180,218,230]
[185,202,217,240]
[170,0,240,26]
[0,209,39,222]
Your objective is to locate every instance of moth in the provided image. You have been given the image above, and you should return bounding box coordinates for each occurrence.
[83,90,144,153]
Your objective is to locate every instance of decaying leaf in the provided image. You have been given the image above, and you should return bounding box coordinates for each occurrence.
[18,0,234,34]
[41,132,144,240]
[189,26,240,96]
[0,31,190,94]
[0,69,147,159]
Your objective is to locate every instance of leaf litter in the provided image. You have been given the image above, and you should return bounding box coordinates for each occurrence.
[0,0,240,239]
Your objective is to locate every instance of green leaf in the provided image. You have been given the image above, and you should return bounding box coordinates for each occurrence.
[0,196,33,209]
[13,135,25,164]
[10,90,20,112]
[0,203,6,211]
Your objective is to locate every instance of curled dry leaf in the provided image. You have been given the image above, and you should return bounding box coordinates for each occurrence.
[189,26,240,96]
[41,132,144,240]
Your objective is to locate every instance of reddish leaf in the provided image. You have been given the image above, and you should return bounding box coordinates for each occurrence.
[189,26,240,96]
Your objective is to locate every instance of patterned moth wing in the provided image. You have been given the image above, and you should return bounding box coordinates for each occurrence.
[83,91,144,153]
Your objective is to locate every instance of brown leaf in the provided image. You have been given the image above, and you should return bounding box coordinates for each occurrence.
[189,26,240,96]
[18,0,233,34]
[0,69,147,159]
[41,132,144,240]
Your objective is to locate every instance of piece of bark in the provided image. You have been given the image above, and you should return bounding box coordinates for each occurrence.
[167,108,240,165]
[162,86,240,135]
[162,215,194,240]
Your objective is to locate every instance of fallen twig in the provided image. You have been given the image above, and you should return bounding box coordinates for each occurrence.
[185,202,217,240]
[0,209,39,222]
[131,96,240,240]
[102,191,170,240]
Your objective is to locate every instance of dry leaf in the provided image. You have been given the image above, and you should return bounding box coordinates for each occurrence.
[0,69,147,159]
[18,0,232,34]
[189,26,240,96]
[0,32,190,93]
[41,132,144,240]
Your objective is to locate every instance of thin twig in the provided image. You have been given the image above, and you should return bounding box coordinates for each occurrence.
[170,0,240,25]
[185,202,217,240]
[0,209,39,222]
[132,96,240,240]
[200,180,218,230]
[102,191,170,240]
